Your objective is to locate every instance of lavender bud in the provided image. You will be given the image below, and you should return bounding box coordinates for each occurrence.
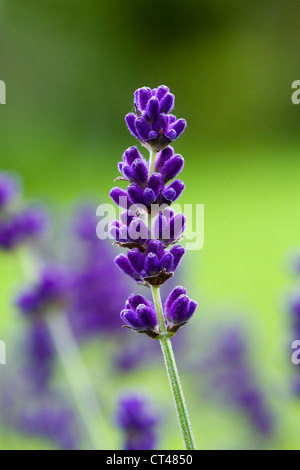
[115,254,141,281]
[120,295,158,333]
[128,248,145,273]
[165,287,198,328]
[110,187,131,209]
[144,253,160,276]
[159,92,175,114]
[116,393,159,450]
[155,146,174,172]
[160,155,184,183]
[169,245,185,269]
[125,113,139,139]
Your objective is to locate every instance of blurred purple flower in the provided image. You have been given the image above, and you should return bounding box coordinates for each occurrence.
[198,327,274,436]
[23,322,56,391]
[120,294,158,337]
[0,206,47,250]
[17,404,79,450]
[66,205,132,338]
[16,266,71,318]
[116,393,159,450]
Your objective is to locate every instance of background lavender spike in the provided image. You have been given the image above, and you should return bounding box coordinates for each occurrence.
[116,393,159,450]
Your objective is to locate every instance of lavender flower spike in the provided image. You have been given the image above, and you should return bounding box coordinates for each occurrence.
[110,85,197,449]
[116,393,159,450]
[125,86,187,151]
[16,266,70,318]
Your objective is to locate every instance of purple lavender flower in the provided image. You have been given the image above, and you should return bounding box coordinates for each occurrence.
[164,286,198,333]
[110,207,185,253]
[110,147,185,213]
[125,86,186,151]
[66,205,132,338]
[115,240,185,287]
[110,178,184,211]
[16,266,71,318]
[116,146,149,186]
[197,326,274,436]
[120,294,159,338]
[17,401,79,450]
[116,393,159,450]
[0,205,47,250]
[23,322,55,391]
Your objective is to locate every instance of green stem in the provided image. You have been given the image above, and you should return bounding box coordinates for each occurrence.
[148,148,156,177]
[46,313,109,450]
[151,285,196,450]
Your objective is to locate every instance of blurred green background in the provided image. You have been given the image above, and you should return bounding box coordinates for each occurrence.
[0,0,300,450]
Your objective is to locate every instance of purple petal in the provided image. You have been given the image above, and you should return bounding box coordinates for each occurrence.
[127,249,145,273]
[135,117,151,141]
[121,164,134,180]
[137,87,152,111]
[155,85,169,101]
[162,187,176,202]
[163,180,185,202]
[165,286,187,312]
[160,155,184,183]
[147,240,165,259]
[121,309,143,330]
[159,92,175,114]
[110,187,131,209]
[187,300,198,318]
[123,147,141,165]
[143,188,156,207]
[132,159,148,185]
[160,252,174,272]
[170,213,186,240]
[145,97,159,121]
[155,146,174,172]
[169,245,185,269]
[167,295,190,325]
[152,115,168,134]
[147,173,164,197]
[136,305,157,330]
[148,130,158,140]
[127,183,144,205]
[144,253,160,276]
[115,254,140,280]
[127,294,150,309]
[169,118,187,137]
[125,114,139,139]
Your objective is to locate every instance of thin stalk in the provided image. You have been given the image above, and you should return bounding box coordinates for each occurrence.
[148,148,156,177]
[46,313,109,450]
[151,285,196,450]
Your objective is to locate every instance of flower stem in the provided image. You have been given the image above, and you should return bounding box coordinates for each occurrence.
[151,285,196,450]
[148,148,156,177]
[46,313,110,450]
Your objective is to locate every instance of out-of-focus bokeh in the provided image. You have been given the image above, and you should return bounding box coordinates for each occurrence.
[0,0,300,450]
